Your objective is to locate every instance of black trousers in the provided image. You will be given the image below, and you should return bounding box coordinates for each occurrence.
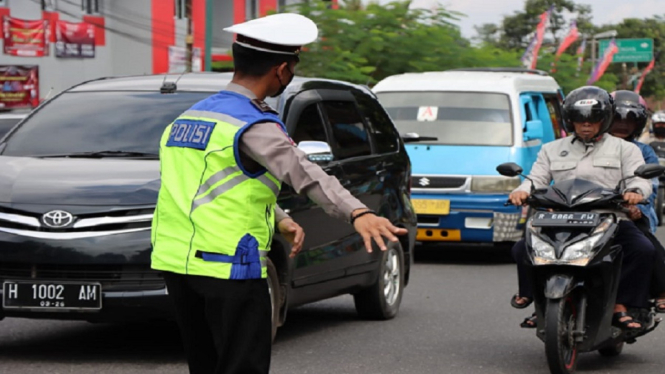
[512,220,656,308]
[163,271,272,374]
[632,216,665,296]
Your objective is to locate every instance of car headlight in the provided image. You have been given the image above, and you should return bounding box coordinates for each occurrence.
[470,176,521,193]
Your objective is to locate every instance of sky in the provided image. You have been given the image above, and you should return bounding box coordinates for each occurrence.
[400,0,661,39]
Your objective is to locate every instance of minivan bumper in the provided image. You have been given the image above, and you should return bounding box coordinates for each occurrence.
[413,193,526,243]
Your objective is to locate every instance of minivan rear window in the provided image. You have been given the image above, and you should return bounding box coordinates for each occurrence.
[1,91,211,157]
[376,91,513,146]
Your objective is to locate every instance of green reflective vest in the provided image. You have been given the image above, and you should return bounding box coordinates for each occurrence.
[151,92,284,280]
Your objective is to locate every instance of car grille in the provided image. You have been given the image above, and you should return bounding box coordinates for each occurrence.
[0,207,154,238]
[0,264,164,292]
[411,176,467,189]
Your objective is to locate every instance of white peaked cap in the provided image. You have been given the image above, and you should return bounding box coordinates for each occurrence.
[223,13,319,55]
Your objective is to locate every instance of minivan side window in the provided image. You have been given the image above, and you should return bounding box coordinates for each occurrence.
[354,92,399,154]
[291,104,328,145]
[321,101,371,160]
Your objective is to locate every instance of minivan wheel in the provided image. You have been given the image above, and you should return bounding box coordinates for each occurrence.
[353,242,405,320]
[267,259,281,342]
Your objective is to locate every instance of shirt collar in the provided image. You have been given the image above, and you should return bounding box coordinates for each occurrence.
[224,82,257,100]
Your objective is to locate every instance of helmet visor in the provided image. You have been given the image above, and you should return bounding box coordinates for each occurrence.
[566,107,607,125]
[614,107,644,127]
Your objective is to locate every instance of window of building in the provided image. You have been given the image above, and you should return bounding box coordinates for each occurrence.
[246,0,259,20]
[174,0,186,19]
[81,0,100,14]
[321,101,371,160]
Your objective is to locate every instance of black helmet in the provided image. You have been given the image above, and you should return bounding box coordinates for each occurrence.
[609,90,648,140]
[562,86,615,136]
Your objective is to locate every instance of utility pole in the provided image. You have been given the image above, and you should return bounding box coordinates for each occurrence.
[185,0,193,73]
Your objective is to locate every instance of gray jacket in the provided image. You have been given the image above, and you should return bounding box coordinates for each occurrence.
[514,134,651,198]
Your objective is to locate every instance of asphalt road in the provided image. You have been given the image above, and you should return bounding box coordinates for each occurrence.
[2,232,665,374]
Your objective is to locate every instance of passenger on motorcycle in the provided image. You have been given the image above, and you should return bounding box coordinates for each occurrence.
[638,111,665,144]
[509,86,656,331]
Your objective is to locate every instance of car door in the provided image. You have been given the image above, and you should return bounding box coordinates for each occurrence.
[279,90,350,287]
[316,90,384,273]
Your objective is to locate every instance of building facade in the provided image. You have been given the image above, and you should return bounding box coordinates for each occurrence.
[0,0,335,102]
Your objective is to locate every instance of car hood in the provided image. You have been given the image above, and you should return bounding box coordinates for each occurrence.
[406,144,517,176]
[0,156,160,206]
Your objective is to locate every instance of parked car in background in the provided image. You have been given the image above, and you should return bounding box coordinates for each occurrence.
[0,73,416,339]
[373,68,564,247]
[0,110,28,138]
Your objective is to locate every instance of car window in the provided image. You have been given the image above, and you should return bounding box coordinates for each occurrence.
[544,94,565,139]
[0,118,22,138]
[354,92,398,154]
[376,91,512,146]
[1,91,211,157]
[321,101,371,160]
[291,103,328,144]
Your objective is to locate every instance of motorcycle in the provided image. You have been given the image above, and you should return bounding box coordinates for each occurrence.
[497,162,665,374]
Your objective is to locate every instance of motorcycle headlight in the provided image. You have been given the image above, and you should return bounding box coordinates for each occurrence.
[659,158,665,167]
[560,217,613,265]
[470,176,521,193]
[531,234,555,260]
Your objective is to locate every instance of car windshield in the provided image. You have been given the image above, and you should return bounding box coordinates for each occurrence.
[376,91,513,146]
[1,91,213,157]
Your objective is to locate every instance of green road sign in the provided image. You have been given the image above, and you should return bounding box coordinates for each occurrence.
[599,38,654,63]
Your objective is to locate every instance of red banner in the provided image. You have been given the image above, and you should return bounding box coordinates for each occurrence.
[635,58,656,94]
[55,20,95,58]
[2,16,49,57]
[0,65,39,109]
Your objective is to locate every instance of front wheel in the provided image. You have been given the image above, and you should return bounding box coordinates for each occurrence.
[545,298,579,374]
[353,242,405,320]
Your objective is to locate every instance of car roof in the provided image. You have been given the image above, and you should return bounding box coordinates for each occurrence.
[372,70,561,95]
[68,72,371,94]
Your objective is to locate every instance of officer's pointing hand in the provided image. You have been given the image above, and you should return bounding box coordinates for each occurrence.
[352,209,408,253]
[278,218,305,258]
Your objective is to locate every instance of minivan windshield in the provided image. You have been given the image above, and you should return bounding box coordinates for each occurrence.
[376,91,513,146]
[1,91,213,157]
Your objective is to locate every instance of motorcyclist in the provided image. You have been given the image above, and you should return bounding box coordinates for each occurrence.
[638,111,665,144]
[509,86,656,331]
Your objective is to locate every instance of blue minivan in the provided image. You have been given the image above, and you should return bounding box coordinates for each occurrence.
[373,68,564,245]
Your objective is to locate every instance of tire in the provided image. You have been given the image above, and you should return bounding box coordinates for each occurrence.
[266,259,281,342]
[353,242,405,320]
[657,188,664,226]
[598,342,624,357]
[545,297,579,374]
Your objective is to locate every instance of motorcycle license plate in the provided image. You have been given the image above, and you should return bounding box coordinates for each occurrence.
[531,212,600,228]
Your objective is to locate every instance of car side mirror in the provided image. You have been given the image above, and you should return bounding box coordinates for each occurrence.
[297,141,333,164]
[496,162,523,177]
[524,120,544,141]
[634,164,665,179]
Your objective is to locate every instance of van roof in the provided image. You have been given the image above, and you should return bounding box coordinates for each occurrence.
[372,70,561,95]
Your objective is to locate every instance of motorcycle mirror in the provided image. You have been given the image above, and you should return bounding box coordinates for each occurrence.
[496,162,523,177]
[634,164,665,179]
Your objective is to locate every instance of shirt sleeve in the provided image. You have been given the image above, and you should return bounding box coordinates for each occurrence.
[513,146,553,193]
[238,122,367,222]
[274,205,290,223]
[622,142,652,198]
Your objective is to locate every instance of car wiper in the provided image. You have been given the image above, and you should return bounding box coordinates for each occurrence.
[38,150,159,158]
[401,132,439,143]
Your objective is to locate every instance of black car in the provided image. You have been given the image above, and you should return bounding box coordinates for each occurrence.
[0,73,416,337]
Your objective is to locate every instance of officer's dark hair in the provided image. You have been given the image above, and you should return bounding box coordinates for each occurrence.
[232,43,299,77]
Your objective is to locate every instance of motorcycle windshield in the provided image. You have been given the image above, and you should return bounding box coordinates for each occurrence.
[540,179,610,208]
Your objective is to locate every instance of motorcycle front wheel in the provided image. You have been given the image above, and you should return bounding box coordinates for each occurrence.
[545,297,579,374]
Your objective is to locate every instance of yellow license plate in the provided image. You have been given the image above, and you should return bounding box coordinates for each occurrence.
[411,199,450,215]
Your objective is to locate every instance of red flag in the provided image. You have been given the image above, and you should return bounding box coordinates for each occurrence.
[521,7,552,69]
[555,21,579,57]
[635,58,656,94]
[587,39,619,84]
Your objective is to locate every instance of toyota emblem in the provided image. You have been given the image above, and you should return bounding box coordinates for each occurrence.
[419,177,430,187]
[42,210,74,228]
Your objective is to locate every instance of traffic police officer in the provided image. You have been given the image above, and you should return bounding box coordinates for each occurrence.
[151,13,408,374]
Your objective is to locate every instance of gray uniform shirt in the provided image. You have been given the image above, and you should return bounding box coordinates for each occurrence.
[514,134,651,198]
[227,83,367,222]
